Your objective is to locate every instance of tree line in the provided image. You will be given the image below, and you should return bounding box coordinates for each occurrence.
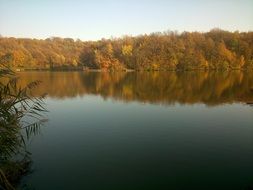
[0,29,253,70]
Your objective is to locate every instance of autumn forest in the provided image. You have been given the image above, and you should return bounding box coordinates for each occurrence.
[0,29,253,71]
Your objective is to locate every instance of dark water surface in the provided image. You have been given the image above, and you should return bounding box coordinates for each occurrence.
[18,71,253,190]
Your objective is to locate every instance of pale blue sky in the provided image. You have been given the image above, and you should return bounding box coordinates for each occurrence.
[0,0,252,40]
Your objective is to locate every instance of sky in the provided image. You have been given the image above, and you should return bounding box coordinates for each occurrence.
[0,0,252,41]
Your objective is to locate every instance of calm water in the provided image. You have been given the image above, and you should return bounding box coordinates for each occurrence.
[17,71,253,190]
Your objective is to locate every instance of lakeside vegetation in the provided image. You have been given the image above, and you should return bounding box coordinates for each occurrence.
[0,29,253,71]
[0,67,46,189]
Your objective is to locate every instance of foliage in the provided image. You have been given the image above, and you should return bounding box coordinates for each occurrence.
[0,29,253,70]
[0,66,47,189]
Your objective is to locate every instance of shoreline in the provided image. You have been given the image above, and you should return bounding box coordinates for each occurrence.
[14,67,252,72]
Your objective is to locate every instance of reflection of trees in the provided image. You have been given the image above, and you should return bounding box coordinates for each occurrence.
[16,71,253,106]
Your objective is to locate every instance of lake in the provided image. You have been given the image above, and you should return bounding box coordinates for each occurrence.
[17,71,253,190]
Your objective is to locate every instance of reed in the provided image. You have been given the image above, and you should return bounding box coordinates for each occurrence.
[0,66,47,189]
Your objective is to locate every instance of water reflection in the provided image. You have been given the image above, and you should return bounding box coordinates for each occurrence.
[17,71,253,106]
[17,71,253,190]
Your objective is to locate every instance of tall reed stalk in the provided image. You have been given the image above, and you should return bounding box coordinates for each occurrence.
[0,66,47,189]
